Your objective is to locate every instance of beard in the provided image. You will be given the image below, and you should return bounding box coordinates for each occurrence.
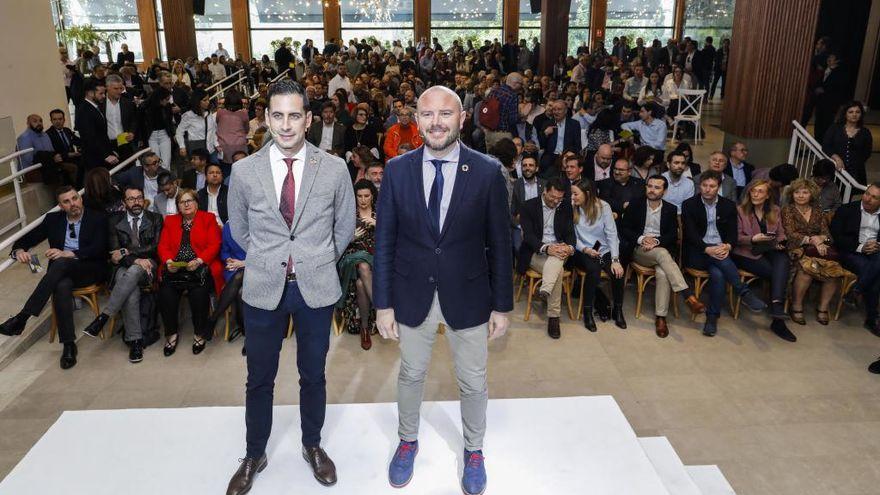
[30,125,43,133]
[421,124,459,151]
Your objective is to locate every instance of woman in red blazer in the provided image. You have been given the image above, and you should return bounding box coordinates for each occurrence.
[157,188,224,356]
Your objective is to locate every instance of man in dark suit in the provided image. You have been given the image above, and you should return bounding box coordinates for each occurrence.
[197,163,229,224]
[518,178,575,339]
[75,78,119,171]
[619,175,704,337]
[114,151,170,203]
[306,101,346,156]
[511,152,545,252]
[301,39,319,65]
[536,99,581,178]
[597,158,645,218]
[374,86,512,495]
[46,109,81,186]
[0,186,108,369]
[583,143,614,183]
[81,186,163,363]
[115,44,135,66]
[681,171,767,336]
[723,141,754,200]
[103,74,138,161]
[181,148,210,191]
[831,183,880,336]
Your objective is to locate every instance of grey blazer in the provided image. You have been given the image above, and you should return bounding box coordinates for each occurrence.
[228,142,355,310]
[150,191,176,216]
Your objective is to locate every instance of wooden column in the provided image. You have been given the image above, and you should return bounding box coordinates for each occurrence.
[231,0,251,59]
[539,0,571,75]
[673,0,687,41]
[589,0,607,51]
[722,0,820,139]
[324,1,341,43]
[160,0,196,60]
[413,0,430,46]
[503,0,519,44]
[136,0,158,65]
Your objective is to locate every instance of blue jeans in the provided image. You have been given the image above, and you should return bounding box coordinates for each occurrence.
[686,251,747,317]
[840,251,880,320]
[243,281,334,458]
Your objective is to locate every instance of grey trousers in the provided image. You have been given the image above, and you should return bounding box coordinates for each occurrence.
[104,264,149,341]
[398,292,489,451]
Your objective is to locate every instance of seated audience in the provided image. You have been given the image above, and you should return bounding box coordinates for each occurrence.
[383,106,422,160]
[570,179,626,331]
[536,99,580,178]
[583,144,613,182]
[182,148,210,190]
[517,178,575,339]
[674,141,701,177]
[619,175,705,337]
[152,171,180,216]
[45,109,81,185]
[337,180,378,350]
[348,145,377,183]
[631,145,661,181]
[83,167,124,214]
[723,141,754,200]
[782,179,842,326]
[661,150,694,213]
[82,186,164,362]
[344,105,381,155]
[830,183,880,337]
[17,113,74,185]
[696,151,736,200]
[681,171,767,337]
[207,222,247,355]
[0,186,108,369]
[156,188,224,356]
[621,103,667,153]
[365,162,384,190]
[307,101,346,155]
[114,151,169,203]
[197,163,228,224]
[810,159,842,212]
[732,179,795,341]
[597,158,645,218]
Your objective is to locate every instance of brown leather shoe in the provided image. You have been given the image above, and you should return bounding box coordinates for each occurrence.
[684,295,706,314]
[547,317,561,339]
[655,316,669,338]
[303,445,337,486]
[226,455,267,495]
[360,326,372,350]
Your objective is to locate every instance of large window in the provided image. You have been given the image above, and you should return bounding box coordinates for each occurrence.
[341,0,413,47]
[194,0,234,60]
[249,0,324,60]
[431,0,503,51]
[605,0,675,49]
[684,0,735,43]
[568,0,591,55]
[518,0,541,47]
[57,0,145,62]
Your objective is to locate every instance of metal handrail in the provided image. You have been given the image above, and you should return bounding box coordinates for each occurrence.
[789,120,866,201]
[204,68,244,94]
[0,148,34,165]
[250,68,291,100]
[0,147,152,274]
[210,73,248,101]
[0,164,41,188]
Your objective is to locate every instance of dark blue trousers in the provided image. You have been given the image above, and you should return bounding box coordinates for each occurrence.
[244,281,334,458]
[840,252,880,321]
[686,251,747,317]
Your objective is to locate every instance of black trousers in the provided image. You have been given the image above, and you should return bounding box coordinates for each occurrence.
[22,258,106,344]
[211,270,243,329]
[731,251,790,304]
[572,251,624,308]
[158,280,212,338]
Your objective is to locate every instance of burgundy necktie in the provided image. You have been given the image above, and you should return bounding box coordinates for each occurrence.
[280,157,297,274]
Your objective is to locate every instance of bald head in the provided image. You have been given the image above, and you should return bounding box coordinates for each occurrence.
[417,86,463,113]
[595,144,613,169]
[416,86,467,156]
[27,114,44,133]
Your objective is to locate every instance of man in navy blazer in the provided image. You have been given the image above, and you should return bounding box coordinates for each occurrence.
[0,186,108,369]
[536,99,581,178]
[374,86,512,495]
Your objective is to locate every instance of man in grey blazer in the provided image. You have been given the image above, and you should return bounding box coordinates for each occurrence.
[150,171,179,216]
[226,80,355,494]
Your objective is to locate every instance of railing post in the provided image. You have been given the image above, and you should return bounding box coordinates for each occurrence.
[11,157,26,229]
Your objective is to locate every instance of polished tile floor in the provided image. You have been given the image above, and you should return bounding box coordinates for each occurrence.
[1,101,880,495]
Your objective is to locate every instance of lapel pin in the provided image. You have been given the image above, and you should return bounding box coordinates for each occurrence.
[309,157,318,166]
[461,164,469,172]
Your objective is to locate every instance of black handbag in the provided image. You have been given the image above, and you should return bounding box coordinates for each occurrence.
[165,265,207,289]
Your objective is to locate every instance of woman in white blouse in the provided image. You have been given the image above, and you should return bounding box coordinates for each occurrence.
[570,179,626,331]
[175,89,217,157]
[662,66,692,120]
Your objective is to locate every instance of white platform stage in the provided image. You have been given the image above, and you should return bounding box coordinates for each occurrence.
[0,396,734,494]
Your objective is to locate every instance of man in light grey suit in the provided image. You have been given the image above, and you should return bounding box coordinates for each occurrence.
[225,80,355,495]
[150,171,179,216]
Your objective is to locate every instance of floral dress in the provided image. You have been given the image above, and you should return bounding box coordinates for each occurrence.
[336,211,376,334]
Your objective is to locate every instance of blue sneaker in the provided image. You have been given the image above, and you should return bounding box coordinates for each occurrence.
[389,440,418,488]
[461,450,487,495]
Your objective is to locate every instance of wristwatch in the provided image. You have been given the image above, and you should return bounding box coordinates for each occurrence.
[611,257,620,263]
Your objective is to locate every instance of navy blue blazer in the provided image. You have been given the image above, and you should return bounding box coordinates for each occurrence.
[12,209,108,263]
[373,143,514,330]
[537,117,582,155]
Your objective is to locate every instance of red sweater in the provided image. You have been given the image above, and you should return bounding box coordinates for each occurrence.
[157,210,224,295]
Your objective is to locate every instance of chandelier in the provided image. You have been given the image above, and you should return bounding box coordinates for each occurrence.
[346,0,400,23]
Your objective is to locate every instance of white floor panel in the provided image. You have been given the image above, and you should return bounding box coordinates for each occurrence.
[638,437,704,495]
[0,396,671,495]
[686,465,737,495]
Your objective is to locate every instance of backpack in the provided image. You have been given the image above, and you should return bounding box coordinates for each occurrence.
[478,92,501,130]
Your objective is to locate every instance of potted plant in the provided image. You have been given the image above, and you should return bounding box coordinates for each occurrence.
[57,23,126,63]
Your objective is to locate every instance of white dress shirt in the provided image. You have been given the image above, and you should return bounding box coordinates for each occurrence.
[319,123,335,151]
[422,141,460,230]
[541,198,558,247]
[269,143,305,206]
[105,98,123,140]
[523,178,539,201]
[143,174,159,203]
[858,205,880,252]
[206,185,221,224]
[638,200,663,244]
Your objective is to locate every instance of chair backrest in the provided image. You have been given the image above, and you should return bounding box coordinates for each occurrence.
[676,89,706,118]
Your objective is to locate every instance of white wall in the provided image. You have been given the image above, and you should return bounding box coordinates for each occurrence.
[0,0,68,147]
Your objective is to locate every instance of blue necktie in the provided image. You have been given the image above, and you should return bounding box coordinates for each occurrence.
[428,159,446,231]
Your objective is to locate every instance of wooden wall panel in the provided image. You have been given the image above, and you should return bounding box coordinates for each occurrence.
[136,0,158,65]
[721,0,821,139]
[413,0,430,46]
[503,0,519,44]
[323,1,341,43]
[539,0,572,75]
[673,0,686,41]
[590,0,607,51]
[160,0,196,60]
[231,0,251,59]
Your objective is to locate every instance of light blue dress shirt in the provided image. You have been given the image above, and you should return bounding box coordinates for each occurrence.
[702,198,722,245]
[64,217,82,252]
[16,128,54,169]
[554,119,566,154]
[729,160,746,187]
[661,171,695,213]
[422,141,460,230]
[622,118,668,150]
[575,201,620,258]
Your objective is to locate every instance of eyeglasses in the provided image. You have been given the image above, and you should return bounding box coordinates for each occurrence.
[178,199,196,206]
[68,223,76,239]
[125,196,144,203]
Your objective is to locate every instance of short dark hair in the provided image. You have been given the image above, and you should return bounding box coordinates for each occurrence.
[666,150,687,163]
[83,78,105,93]
[321,100,336,112]
[123,185,145,197]
[49,108,65,118]
[769,163,799,186]
[366,162,384,171]
[205,162,223,175]
[699,170,722,185]
[157,171,176,187]
[267,79,310,111]
[811,159,836,179]
[55,185,76,199]
[521,151,539,164]
[545,177,566,193]
[489,138,517,168]
[647,174,668,190]
[190,148,210,162]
